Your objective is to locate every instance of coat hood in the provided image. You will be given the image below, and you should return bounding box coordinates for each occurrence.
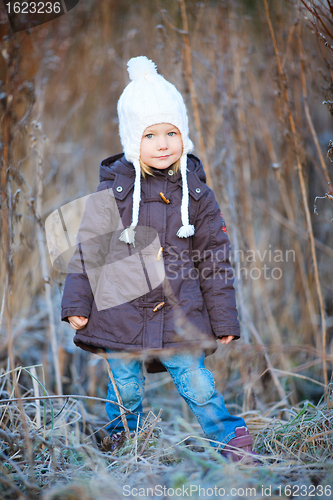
[99,153,207,185]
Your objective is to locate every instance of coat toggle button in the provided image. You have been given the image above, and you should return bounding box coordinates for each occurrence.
[153,302,165,312]
[157,247,163,260]
[159,192,170,204]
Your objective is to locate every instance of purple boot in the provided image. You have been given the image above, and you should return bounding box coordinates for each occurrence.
[220,427,257,463]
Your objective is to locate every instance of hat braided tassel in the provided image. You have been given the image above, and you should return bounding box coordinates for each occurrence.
[119,159,141,247]
[177,154,195,238]
[119,225,136,246]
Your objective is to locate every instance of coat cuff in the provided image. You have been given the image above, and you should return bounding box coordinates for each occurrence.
[214,326,241,339]
[61,307,91,323]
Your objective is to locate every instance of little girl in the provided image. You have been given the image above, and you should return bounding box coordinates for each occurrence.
[61,56,255,461]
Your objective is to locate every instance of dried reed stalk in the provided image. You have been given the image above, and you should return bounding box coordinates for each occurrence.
[102,353,131,438]
[243,305,288,402]
[254,199,333,259]
[0,393,131,410]
[1,32,37,485]
[34,73,62,396]
[132,1,212,181]
[30,366,41,429]
[219,12,249,344]
[231,27,293,380]
[263,0,328,386]
[247,68,318,343]
[139,408,163,455]
[1,40,14,377]
[297,22,332,187]
[179,0,212,186]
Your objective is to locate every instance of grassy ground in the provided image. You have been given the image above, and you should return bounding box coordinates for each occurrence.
[1,364,333,500]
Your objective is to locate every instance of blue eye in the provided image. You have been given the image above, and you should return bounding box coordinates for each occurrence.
[168,131,176,136]
[145,133,154,139]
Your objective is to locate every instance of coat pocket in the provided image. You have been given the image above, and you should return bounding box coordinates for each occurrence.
[97,302,143,345]
[181,270,204,312]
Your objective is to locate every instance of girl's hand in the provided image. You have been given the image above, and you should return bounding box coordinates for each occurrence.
[219,335,235,345]
[68,316,88,330]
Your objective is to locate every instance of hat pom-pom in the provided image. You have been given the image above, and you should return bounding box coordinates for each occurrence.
[127,56,158,81]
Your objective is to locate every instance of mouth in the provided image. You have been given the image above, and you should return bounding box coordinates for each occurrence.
[156,155,170,159]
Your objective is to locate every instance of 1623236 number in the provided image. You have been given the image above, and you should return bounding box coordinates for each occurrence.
[6,2,61,14]
[277,485,332,497]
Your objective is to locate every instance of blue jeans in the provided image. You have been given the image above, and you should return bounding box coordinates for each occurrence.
[105,348,246,449]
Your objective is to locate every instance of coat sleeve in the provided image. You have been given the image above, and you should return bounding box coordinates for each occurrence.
[61,181,113,322]
[192,188,241,339]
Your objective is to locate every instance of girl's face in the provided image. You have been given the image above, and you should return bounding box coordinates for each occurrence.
[140,123,183,169]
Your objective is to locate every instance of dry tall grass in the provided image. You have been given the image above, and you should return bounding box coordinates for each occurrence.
[1,0,333,498]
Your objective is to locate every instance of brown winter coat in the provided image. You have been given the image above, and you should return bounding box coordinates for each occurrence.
[61,153,240,370]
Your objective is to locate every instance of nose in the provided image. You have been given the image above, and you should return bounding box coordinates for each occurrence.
[157,136,168,150]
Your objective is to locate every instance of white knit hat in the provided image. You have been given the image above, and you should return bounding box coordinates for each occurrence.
[117,56,195,246]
